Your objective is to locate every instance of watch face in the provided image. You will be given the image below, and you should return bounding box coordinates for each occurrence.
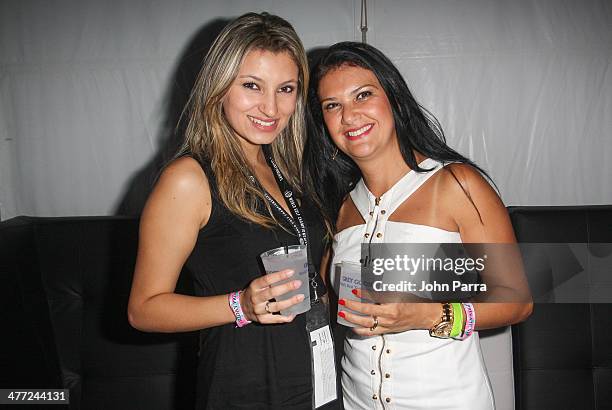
[432,322,452,338]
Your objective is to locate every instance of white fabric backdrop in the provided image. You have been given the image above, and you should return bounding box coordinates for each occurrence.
[4,1,609,408]
[0,0,356,218]
[368,0,612,208]
[1,0,610,219]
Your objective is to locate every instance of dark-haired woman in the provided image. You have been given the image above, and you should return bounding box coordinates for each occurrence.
[304,42,532,409]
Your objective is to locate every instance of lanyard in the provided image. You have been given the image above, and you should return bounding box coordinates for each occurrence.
[248,153,319,296]
[255,155,337,408]
[264,155,309,246]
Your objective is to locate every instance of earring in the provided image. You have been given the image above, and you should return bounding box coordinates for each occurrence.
[331,147,339,161]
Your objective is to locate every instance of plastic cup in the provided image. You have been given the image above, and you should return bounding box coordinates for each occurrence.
[335,261,369,327]
[260,245,311,316]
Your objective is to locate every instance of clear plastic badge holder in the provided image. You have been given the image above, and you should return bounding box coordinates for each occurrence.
[260,245,337,408]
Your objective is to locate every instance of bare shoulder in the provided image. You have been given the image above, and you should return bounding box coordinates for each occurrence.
[130,157,212,315]
[144,156,212,229]
[158,156,210,193]
[436,163,514,242]
[438,163,502,206]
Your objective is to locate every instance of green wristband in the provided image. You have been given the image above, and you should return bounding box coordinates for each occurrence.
[450,302,464,338]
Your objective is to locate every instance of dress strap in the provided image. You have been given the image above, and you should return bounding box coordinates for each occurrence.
[348,178,372,221]
[384,158,446,216]
[185,153,226,227]
[349,158,448,219]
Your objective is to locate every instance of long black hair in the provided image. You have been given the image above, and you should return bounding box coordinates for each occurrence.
[303,41,493,229]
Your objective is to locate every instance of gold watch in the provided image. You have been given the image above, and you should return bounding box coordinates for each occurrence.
[429,302,454,339]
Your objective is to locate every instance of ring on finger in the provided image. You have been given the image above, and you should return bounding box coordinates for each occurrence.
[264,301,271,314]
[370,316,379,331]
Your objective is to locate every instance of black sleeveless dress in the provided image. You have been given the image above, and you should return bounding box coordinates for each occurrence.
[183,157,340,409]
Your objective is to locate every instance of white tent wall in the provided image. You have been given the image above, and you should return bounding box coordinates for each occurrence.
[367,0,612,207]
[0,0,357,219]
[1,0,610,220]
[2,1,609,409]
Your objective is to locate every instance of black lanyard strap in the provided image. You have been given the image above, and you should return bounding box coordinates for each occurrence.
[248,154,325,300]
[265,156,309,246]
[257,182,305,245]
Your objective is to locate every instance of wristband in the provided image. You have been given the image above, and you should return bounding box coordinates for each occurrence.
[457,302,476,340]
[228,290,251,328]
[449,302,464,338]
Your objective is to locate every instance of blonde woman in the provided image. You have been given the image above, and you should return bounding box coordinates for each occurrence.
[128,13,339,409]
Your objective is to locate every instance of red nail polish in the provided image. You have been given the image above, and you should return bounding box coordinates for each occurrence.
[338,299,346,306]
[338,311,346,318]
[351,289,359,296]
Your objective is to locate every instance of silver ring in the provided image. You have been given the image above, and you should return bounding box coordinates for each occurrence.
[370,316,379,331]
[264,301,271,314]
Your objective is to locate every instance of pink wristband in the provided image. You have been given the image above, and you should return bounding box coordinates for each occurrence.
[457,302,476,340]
[228,291,251,328]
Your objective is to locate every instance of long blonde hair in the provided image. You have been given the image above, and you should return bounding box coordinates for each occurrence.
[177,12,309,227]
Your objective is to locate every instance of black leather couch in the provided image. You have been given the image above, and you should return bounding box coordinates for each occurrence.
[1,206,611,410]
[509,206,612,410]
[0,217,197,410]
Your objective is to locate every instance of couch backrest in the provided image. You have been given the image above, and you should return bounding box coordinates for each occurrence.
[509,206,612,410]
[1,218,62,390]
[0,217,198,410]
[3,206,612,410]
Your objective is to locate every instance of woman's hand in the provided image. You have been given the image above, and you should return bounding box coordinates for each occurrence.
[240,269,307,324]
[338,292,439,336]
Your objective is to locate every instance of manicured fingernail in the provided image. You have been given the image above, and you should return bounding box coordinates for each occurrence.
[285,270,294,277]
[338,311,346,318]
[338,299,346,306]
[293,280,302,289]
[296,294,305,301]
[351,289,359,296]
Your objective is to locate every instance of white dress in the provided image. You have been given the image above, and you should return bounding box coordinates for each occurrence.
[332,158,495,410]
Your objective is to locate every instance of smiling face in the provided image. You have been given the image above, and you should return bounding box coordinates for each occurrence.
[223,49,299,151]
[318,64,398,163]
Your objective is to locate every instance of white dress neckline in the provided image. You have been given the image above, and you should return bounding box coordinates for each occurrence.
[331,158,494,410]
[334,157,460,243]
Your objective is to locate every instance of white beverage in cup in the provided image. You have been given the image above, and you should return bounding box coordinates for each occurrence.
[335,261,369,327]
[260,245,311,316]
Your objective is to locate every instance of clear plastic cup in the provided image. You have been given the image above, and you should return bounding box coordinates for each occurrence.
[335,261,368,327]
[260,245,311,316]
